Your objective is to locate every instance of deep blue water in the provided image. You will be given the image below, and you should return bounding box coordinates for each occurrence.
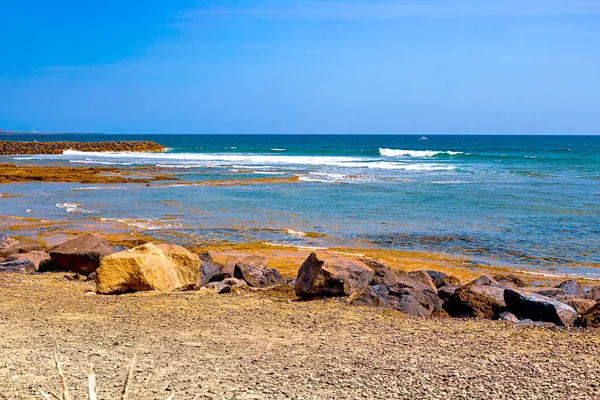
[1,134,599,277]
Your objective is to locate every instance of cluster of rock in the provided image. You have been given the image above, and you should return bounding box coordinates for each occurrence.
[2,233,600,329]
[0,140,165,155]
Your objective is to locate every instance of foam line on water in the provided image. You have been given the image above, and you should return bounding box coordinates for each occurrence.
[379,148,463,157]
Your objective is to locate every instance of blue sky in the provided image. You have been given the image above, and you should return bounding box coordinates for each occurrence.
[0,0,599,134]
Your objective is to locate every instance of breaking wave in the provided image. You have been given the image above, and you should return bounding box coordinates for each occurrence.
[379,148,463,157]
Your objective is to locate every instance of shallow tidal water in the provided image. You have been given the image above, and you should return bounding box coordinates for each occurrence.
[1,134,599,278]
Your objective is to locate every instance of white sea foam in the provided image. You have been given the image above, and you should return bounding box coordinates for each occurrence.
[271,148,286,151]
[68,160,135,165]
[287,229,306,237]
[56,202,80,213]
[379,148,463,157]
[514,269,600,281]
[55,202,96,213]
[264,242,328,251]
[62,150,366,167]
[71,186,132,191]
[100,217,182,230]
[254,171,287,175]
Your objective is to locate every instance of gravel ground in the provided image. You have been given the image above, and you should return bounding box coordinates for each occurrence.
[0,273,599,400]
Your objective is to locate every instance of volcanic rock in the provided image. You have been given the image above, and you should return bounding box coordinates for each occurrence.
[295,252,374,297]
[433,275,461,288]
[437,285,462,300]
[198,253,227,286]
[443,284,507,319]
[360,258,399,286]
[0,242,45,258]
[504,289,577,326]
[560,297,596,315]
[6,251,50,270]
[397,270,437,294]
[0,260,36,274]
[223,256,268,278]
[556,280,586,298]
[587,286,600,301]
[348,285,442,317]
[493,274,527,288]
[470,275,498,286]
[49,234,113,274]
[577,302,600,328]
[526,287,566,298]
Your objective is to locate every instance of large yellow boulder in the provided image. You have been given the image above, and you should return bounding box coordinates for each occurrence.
[96,243,201,294]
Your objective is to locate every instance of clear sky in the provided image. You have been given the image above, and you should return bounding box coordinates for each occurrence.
[0,0,599,134]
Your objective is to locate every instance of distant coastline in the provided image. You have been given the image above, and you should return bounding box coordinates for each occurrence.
[0,130,101,135]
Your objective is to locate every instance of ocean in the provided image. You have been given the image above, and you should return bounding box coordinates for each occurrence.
[1,134,599,278]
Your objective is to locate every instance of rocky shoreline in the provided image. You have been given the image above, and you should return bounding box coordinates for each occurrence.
[2,232,600,398]
[2,232,599,330]
[0,140,164,155]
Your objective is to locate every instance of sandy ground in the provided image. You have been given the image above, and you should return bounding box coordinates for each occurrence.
[1,272,599,400]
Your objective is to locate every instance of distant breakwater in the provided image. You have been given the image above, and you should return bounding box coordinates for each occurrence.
[0,140,165,155]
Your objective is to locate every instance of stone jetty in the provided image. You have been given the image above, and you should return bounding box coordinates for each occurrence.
[0,140,165,155]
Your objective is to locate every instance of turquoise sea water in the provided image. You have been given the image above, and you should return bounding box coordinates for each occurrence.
[1,134,599,277]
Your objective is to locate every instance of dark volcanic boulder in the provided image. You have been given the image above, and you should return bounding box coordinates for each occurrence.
[577,302,600,328]
[223,255,267,278]
[438,285,462,300]
[348,285,443,317]
[560,297,596,315]
[0,259,36,274]
[234,264,287,288]
[557,280,586,298]
[434,275,461,288]
[504,289,577,326]
[493,274,527,288]
[587,286,600,301]
[223,255,286,288]
[295,252,374,297]
[397,270,437,294]
[0,242,45,258]
[426,270,447,281]
[49,234,113,274]
[526,287,566,298]
[6,251,50,270]
[198,253,227,286]
[425,270,460,288]
[470,275,498,286]
[443,284,507,319]
[360,258,399,286]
